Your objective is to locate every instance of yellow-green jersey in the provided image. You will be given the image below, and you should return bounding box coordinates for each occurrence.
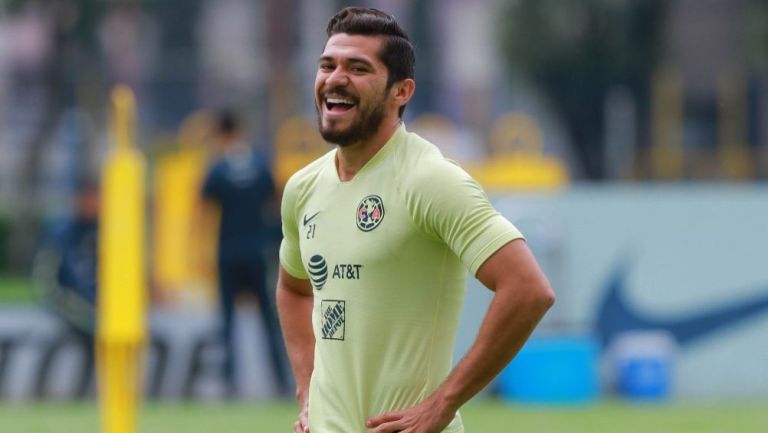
[280,124,523,433]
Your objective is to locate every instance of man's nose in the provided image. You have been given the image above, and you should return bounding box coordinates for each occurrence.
[325,67,350,87]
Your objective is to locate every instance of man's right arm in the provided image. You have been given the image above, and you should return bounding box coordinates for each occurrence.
[276,265,314,433]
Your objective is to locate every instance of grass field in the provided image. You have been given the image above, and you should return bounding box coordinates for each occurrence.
[0,274,35,303]
[2,399,767,433]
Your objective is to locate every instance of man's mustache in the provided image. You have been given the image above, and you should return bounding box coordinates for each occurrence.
[321,87,358,101]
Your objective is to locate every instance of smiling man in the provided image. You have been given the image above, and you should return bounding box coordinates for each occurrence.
[276,7,555,433]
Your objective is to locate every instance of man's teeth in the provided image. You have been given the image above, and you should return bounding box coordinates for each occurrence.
[327,98,354,105]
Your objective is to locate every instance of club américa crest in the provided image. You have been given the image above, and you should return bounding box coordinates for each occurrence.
[356,195,385,232]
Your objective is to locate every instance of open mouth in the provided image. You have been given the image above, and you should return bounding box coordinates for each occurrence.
[325,97,356,114]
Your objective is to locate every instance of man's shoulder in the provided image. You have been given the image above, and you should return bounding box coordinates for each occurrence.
[396,127,442,159]
[396,129,469,190]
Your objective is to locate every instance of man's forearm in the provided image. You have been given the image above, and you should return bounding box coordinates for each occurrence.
[436,284,554,411]
[276,285,315,402]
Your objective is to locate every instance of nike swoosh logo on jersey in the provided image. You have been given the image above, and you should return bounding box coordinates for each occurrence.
[303,211,320,226]
[596,262,768,348]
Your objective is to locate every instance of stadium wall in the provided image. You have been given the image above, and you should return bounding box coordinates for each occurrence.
[459,184,768,399]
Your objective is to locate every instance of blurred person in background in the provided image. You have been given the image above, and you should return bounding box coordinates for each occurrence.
[33,180,99,399]
[277,7,554,433]
[201,109,289,397]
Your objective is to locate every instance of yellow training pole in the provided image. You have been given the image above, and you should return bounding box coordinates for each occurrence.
[97,85,147,433]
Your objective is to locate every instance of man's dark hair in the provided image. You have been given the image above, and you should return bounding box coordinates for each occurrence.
[326,7,415,117]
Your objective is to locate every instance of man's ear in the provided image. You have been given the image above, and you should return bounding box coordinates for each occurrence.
[392,78,416,108]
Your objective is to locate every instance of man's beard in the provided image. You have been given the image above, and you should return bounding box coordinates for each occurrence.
[317,93,386,147]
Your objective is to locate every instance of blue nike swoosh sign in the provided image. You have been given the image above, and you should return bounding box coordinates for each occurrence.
[595,262,768,348]
[303,212,320,226]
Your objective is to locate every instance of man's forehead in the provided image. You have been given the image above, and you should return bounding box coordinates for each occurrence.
[322,33,384,61]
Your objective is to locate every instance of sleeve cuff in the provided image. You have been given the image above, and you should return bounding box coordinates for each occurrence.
[468,229,524,276]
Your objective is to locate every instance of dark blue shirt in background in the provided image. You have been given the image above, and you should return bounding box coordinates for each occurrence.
[202,147,277,261]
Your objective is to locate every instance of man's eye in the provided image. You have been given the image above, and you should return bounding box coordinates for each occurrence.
[319,64,334,71]
[351,67,367,73]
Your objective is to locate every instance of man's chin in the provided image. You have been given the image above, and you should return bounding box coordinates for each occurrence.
[318,112,383,147]
[320,127,358,147]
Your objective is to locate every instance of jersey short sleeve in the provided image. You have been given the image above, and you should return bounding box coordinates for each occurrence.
[279,176,308,279]
[405,159,523,276]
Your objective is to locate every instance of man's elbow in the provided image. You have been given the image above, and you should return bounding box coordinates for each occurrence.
[531,277,556,313]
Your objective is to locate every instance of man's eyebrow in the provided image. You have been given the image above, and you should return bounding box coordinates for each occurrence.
[347,57,374,68]
[317,55,375,68]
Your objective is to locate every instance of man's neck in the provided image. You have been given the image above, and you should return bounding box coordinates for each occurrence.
[335,117,401,182]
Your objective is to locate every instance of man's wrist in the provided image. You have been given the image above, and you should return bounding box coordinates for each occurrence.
[432,386,464,415]
[295,387,309,405]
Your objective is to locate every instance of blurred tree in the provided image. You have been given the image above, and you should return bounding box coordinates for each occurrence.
[7,0,103,272]
[744,0,768,176]
[409,0,437,116]
[744,0,768,69]
[498,0,667,179]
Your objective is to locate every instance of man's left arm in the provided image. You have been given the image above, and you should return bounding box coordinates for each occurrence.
[367,238,555,433]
